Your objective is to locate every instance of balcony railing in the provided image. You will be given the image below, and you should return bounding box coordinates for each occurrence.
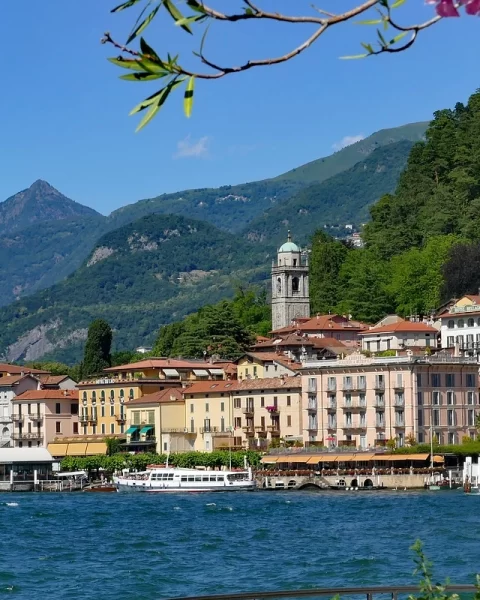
[327,384,337,393]
[374,400,385,408]
[266,406,280,415]
[374,381,386,390]
[115,414,126,423]
[393,382,405,390]
[394,398,405,407]
[13,432,43,440]
[200,426,229,435]
[327,400,337,411]
[327,421,337,430]
[88,415,98,423]
[79,415,88,424]
[307,381,317,393]
[11,414,24,422]
[29,414,43,422]
[395,420,405,427]
[267,425,280,434]
[242,426,254,436]
[242,406,254,416]
[307,401,317,411]
[375,421,385,428]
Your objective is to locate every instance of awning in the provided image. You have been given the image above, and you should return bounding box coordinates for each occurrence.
[335,454,357,462]
[260,456,278,463]
[277,455,312,463]
[193,369,209,376]
[308,456,334,464]
[126,426,139,434]
[209,368,224,375]
[433,455,445,463]
[374,453,430,462]
[85,443,107,455]
[140,426,153,434]
[163,368,180,377]
[47,443,69,456]
[66,443,88,456]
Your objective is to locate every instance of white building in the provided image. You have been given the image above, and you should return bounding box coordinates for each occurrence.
[438,295,480,356]
[0,375,40,447]
[359,318,438,352]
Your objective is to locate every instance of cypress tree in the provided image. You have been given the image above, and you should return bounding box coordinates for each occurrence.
[82,319,112,377]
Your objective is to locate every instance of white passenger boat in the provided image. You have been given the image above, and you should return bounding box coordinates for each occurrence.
[115,466,256,493]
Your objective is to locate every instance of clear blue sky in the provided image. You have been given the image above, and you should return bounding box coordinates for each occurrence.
[2,1,479,215]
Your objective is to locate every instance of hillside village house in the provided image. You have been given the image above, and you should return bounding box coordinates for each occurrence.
[301,352,478,449]
[236,352,300,381]
[125,388,188,454]
[438,294,480,356]
[359,316,439,352]
[0,364,50,378]
[12,390,79,449]
[250,334,349,362]
[0,375,41,447]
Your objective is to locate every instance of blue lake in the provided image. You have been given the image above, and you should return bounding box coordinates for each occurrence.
[0,490,478,600]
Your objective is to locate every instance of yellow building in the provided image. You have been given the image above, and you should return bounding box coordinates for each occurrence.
[76,358,235,443]
[125,388,191,454]
[236,352,300,381]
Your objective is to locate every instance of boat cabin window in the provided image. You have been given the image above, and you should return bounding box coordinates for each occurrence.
[195,475,202,482]
[202,476,210,482]
[151,472,174,480]
[181,476,188,482]
[227,473,246,482]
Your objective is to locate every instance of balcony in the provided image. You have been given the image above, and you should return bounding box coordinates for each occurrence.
[375,421,385,428]
[327,385,337,393]
[11,414,24,422]
[255,426,267,437]
[266,406,280,416]
[307,380,317,393]
[394,398,405,407]
[338,440,356,447]
[200,426,229,436]
[13,432,43,441]
[393,382,405,391]
[306,422,318,431]
[374,399,385,409]
[307,401,317,412]
[375,438,387,446]
[327,421,337,430]
[29,414,43,423]
[374,380,385,391]
[242,426,254,436]
[242,406,254,416]
[79,415,88,424]
[267,425,280,435]
[115,414,126,424]
[395,419,405,428]
[88,414,98,424]
[327,400,337,411]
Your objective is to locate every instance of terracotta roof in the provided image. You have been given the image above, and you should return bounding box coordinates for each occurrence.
[39,375,71,385]
[104,358,228,372]
[309,337,349,349]
[271,314,368,335]
[464,295,480,304]
[13,390,79,401]
[183,381,238,395]
[359,320,438,335]
[241,352,301,370]
[0,363,50,375]
[0,375,24,387]
[127,388,184,405]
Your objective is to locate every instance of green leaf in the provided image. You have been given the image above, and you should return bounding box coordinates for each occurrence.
[339,54,368,60]
[175,14,206,28]
[186,0,207,13]
[163,0,192,33]
[138,58,169,73]
[108,57,145,71]
[391,0,406,7]
[360,42,374,54]
[139,37,160,61]
[377,28,387,47]
[378,0,389,6]
[184,76,195,118]
[129,88,166,115]
[383,17,389,31]
[126,4,160,44]
[355,19,382,25]
[120,71,168,81]
[389,31,408,44]
[111,0,142,13]
[135,78,185,131]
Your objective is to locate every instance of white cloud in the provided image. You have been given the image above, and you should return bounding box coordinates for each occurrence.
[174,135,210,159]
[332,134,365,152]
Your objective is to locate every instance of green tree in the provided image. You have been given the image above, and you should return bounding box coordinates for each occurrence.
[105,437,122,456]
[82,319,113,377]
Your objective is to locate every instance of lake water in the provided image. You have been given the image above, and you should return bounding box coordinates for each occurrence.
[1,490,478,600]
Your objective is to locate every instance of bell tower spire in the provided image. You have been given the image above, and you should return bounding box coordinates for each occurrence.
[271,232,310,331]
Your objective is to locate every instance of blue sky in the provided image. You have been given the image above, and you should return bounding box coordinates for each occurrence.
[2,1,479,215]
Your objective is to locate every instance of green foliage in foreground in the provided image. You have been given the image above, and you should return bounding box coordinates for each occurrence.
[394,441,480,457]
[60,450,261,473]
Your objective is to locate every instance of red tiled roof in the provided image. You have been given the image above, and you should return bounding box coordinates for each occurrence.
[271,314,368,335]
[127,388,183,405]
[0,363,50,375]
[0,375,26,386]
[104,358,229,372]
[13,390,79,401]
[39,375,71,385]
[241,352,301,370]
[234,376,301,391]
[359,320,438,335]
[183,381,238,395]
[464,295,480,304]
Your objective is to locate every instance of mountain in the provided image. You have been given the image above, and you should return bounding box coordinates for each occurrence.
[243,140,415,246]
[0,180,100,235]
[0,214,268,364]
[272,122,427,184]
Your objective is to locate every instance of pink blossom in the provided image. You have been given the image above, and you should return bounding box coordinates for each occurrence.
[435,0,460,16]
[427,0,480,16]
[465,0,480,14]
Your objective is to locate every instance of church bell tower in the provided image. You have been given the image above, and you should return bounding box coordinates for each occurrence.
[271,231,310,331]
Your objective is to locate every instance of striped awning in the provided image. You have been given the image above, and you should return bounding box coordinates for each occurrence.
[260,456,278,463]
[47,443,69,456]
[85,443,107,455]
[66,443,88,456]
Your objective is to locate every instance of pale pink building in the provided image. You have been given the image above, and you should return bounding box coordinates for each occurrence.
[301,352,478,449]
[11,390,79,448]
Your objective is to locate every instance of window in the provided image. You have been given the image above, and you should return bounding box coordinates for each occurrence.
[468,391,476,405]
[82,391,87,402]
[417,409,424,427]
[253,366,257,377]
[432,391,441,405]
[447,391,455,405]
[432,409,440,427]
[92,391,96,404]
[260,397,265,407]
[287,415,292,427]
[292,277,299,292]
[56,422,61,434]
[466,373,475,388]
[55,403,61,414]
[468,318,475,327]
[101,390,105,403]
[190,418,195,433]
[447,409,455,427]
[220,417,225,432]
[220,402,224,412]
[110,405,115,417]
[133,412,140,425]
[71,403,78,415]
[416,374,422,387]
[205,403,209,413]
[101,406,105,418]
[447,336,455,347]
[233,398,241,409]
[458,319,465,328]
[448,432,456,445]
[468,409,476,426]
[446,374,455,387]
[110,423,115,434]
[431,374,440,387]
[129,389,134,400]
[147,410,154,424]
[101,424,106,434]
[190,403,194,413]
[417,391,423,406]
[234,417,242,428]
[447,320,454,329]
[287,395,291,406]
[73,422,79,434]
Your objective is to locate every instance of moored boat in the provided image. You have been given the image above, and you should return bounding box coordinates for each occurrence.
[115,466,256,493]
